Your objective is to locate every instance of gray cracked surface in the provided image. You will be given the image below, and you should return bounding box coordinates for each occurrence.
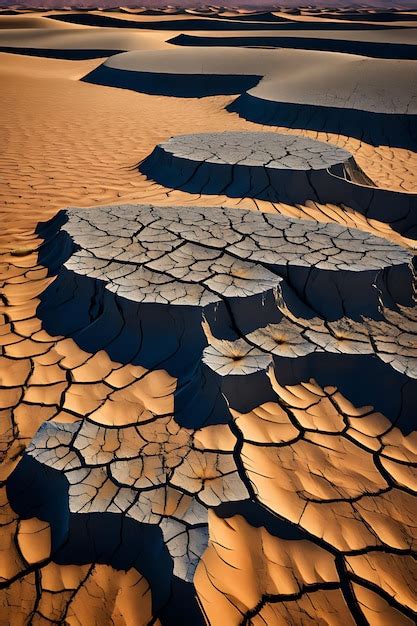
[155,132,353,170]
[138,131,380,204]
[61,203,411,307]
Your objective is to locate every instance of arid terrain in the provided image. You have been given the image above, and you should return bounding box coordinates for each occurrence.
[0,5,416,626]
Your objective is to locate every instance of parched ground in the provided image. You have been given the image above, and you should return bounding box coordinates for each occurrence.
[0,8,416,626]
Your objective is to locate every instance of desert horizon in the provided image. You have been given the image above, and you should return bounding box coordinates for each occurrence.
[2,2,417,8]
[0,4,416,626]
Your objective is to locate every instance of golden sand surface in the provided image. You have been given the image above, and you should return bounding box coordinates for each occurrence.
[1,49,417,246]
[0,9,416,626]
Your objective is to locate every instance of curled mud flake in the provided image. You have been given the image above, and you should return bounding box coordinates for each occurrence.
[195,512,340,626]
[16,518,51,566]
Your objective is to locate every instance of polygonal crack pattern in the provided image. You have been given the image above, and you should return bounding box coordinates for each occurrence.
[1,200,416,625]
[61,202,410,298]
[139,131,417,240]
[151,132,354,170]
[139,131,376,205]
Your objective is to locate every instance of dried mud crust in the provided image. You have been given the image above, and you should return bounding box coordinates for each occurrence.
[139,132,417,238]
[52,202,411,300]
[139,131,369,201]
[1,14,417,624]
[2,199,416,626]
[37,202,416,381]
[143,131,357,171]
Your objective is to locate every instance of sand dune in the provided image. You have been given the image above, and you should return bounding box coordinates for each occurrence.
[1,8,416,626]
[0,52,102,79]
[42,9,417,31]
[93,46,417,114]
[0,27,172,51]
[0,15,79,28]
[172,32,417,61]
[83,47,417,149]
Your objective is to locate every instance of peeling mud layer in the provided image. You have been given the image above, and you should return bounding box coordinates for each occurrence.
[1,7,417,626]
[139,131,373,202]
[39,203,416,375]
[84,47,417,150]
[51,202,412,304]
[140,132,417,237]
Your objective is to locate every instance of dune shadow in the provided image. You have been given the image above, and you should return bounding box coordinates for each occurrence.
[171,33,417,61]
[82,64,262,97]
[0,46,124,61]
[0,46,124,60]
[47,12,401,31]
[227,92,417,151]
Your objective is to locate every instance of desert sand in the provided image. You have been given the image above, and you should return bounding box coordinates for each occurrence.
[0,6,416,626]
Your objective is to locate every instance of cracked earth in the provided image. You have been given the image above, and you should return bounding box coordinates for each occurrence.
[2,190,416,624]
[1,8,417,626]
